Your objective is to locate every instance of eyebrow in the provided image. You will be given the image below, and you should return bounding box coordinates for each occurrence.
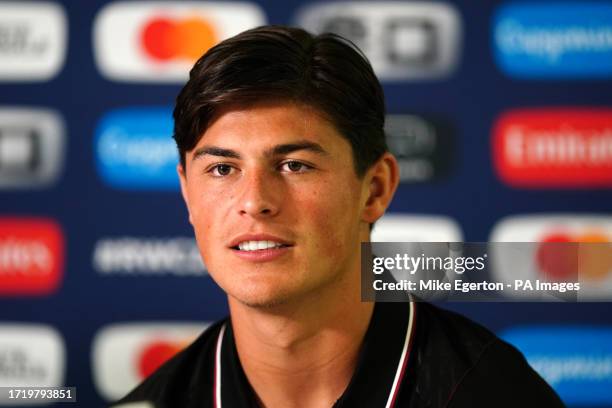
[191,140,328,162]
[192,146,241,161]
[267,141,328,156]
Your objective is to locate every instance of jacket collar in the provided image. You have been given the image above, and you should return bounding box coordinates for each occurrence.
[212,301,417,408]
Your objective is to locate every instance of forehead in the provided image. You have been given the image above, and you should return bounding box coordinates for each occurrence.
[195,102,349,152]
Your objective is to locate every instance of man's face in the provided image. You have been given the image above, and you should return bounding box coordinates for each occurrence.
[179,102,373,308]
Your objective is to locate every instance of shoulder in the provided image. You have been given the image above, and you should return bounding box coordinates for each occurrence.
[406,302,564,407]
[446,335,565,407]
[110,319,227,408]
[414,302,500,370]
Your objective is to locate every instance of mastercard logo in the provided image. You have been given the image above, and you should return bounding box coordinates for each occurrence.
[92,323,207,401]
[140,16,218,62]
[489,214,612,299]
[536,231,611,282]
[93,2,266,82]
[136,339,189,378]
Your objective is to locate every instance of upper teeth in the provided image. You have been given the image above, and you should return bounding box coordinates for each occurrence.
[238,240,284,251]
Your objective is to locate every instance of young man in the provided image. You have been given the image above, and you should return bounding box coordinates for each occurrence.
[114,26,564,408]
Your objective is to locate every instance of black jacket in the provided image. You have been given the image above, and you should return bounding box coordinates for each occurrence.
[113,301,565,407]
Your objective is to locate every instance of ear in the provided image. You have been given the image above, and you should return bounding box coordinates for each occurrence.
[361,152,400,223]
[177,163,193,225]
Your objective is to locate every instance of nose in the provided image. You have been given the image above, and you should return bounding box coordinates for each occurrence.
[237,167,280,218]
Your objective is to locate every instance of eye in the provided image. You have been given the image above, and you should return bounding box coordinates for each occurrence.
[209,164,234,177]
[280,160,311,173]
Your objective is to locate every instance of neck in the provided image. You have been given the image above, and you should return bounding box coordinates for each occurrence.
[228,263,374,408]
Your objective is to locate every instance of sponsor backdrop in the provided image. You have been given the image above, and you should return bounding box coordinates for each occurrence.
[0,0,611,406]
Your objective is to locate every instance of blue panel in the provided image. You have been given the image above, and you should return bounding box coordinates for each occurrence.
[502,326,612,406]
[94,107,179,190]
[493,2,612,78]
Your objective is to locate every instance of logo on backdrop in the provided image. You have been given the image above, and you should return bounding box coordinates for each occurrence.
[492,109,612,188]
[295,1,461,80]
[369,214,464,296]
[489,214,612,299]
[0,2,67,81]
[93,237,206,276]
[372,214,463,242]
[500,326,612,405]
[95,107,179,190]
[0,108,65,189]
[493,2,612,78]
[92,323,207,401]
[385,115,454,183]
[0,324,65,393]
[93,1,266,82]
[0,217,64,296]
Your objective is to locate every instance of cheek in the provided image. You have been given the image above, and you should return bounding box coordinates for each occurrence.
[297,183,361,254]
[188,188,234,257]
[189,184,232,226]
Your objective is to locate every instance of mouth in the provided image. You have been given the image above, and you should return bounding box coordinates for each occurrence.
[232,240,292,252]
[228,235,294,262]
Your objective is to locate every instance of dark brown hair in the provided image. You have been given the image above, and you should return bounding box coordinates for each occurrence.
[173,25,387,177]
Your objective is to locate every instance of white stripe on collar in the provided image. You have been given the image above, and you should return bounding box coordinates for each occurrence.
[214,323,226,408]
[385,299,416,408]
[213,300,416,408]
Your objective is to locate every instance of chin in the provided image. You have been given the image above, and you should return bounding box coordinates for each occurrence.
[228,285,295,309]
